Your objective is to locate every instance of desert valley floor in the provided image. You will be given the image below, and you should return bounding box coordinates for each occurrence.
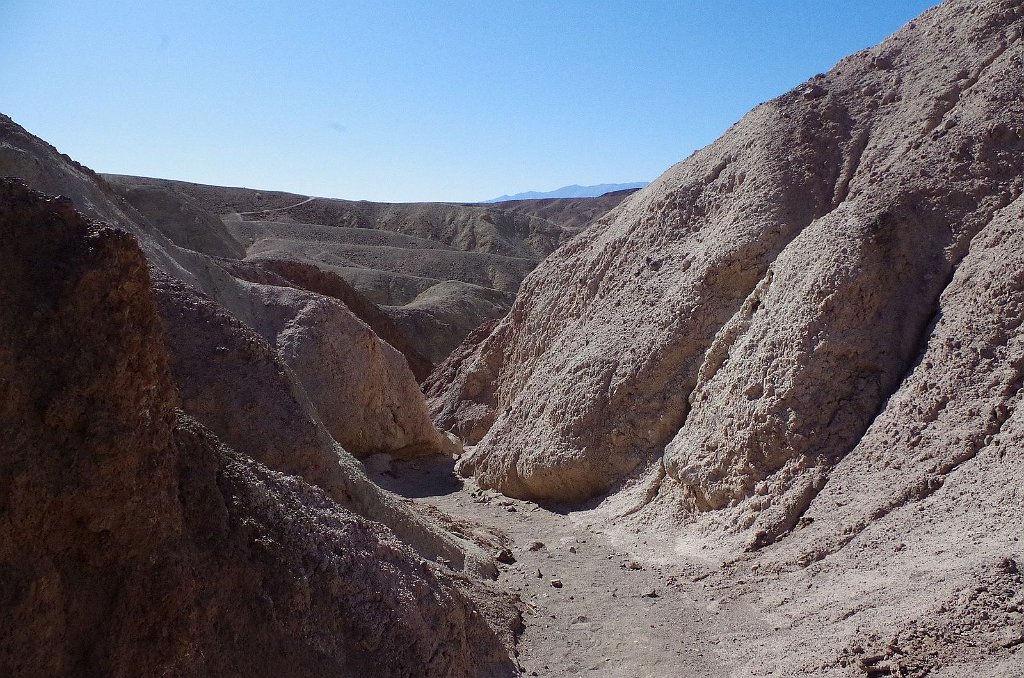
[370,455,765,677]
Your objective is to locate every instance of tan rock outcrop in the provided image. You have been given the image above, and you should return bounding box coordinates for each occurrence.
[439,0,1024,514]
[222,257,435,380]
[424,4,1024,672]
[236,280,455,458]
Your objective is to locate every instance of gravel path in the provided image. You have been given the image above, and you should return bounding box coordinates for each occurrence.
[369,456,767,677]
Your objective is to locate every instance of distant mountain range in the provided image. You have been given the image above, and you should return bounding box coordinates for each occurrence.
[482,182,649,203]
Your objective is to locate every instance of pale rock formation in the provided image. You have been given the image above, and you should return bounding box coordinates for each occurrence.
[438,0,1024,520]
[221,256,435,380]
[236,281,456,458]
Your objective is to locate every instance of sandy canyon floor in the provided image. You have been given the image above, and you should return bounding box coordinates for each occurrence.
[370,455,771,677]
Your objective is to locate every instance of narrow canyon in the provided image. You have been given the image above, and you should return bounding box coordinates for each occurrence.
[2,1,1023,676]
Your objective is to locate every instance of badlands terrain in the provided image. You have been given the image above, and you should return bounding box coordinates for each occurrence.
[103,173,635,365]
[2,0,1024,676]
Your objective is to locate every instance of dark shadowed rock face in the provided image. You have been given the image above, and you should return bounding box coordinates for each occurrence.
[0,179,517,677]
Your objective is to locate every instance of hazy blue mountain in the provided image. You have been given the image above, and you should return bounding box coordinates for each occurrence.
[482,182,648,203]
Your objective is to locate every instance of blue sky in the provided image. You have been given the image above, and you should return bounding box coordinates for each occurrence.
[1,1,936,202]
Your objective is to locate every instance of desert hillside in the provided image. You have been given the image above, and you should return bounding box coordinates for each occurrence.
[0,109,528,675]
[430,0,1024,673]
[0,179,517,676]
[104,174,634,363]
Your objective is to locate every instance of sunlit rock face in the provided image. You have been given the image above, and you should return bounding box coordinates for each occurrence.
[436,0,1024,523]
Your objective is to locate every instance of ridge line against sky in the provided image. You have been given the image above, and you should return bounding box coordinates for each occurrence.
[1,1,937,203]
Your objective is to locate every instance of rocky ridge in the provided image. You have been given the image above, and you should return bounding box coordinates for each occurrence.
[0,179,518,677]
[104,173,635,362]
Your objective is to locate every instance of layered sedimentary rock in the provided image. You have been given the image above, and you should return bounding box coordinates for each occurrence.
[0,180,517,676]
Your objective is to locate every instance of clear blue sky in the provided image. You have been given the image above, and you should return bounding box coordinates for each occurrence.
[1,1,935,202]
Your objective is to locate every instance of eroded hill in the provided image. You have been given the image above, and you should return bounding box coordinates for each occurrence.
[104,174,635,362]
[0,180,518,676]
[430,0,1024,673]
